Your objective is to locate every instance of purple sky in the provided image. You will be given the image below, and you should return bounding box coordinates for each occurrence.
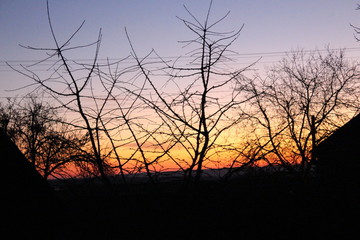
[1,0,360,99]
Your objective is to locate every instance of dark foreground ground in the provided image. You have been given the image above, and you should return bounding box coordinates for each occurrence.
[4,173,359,240]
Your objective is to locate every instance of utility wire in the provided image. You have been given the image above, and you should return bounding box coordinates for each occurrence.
[1,47,360,68]
[1,46,360,99]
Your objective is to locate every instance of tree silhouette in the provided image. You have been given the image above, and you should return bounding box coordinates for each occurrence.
[126,0,256,183]
[243,48,360,177]
[0,96,88,179]
[7,1,133,183]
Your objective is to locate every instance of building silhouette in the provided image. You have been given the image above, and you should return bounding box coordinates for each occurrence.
[315,114,360,186]
[0,130,53,238]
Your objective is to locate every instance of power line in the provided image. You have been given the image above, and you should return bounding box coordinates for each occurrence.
[1,47,360,68]
[1,46,360,100]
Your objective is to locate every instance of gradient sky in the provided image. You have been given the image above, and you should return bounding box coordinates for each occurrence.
[1,0,360,99]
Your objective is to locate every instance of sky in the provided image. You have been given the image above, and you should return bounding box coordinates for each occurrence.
[1,0,360,100]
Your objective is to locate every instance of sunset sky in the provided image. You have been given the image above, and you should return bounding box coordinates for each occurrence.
[1,0,360,99]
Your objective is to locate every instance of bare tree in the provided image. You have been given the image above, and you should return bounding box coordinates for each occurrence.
[243,48,360,178]
[7,2,125,183]
[126,0,256,183]
[0,96,87,179]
